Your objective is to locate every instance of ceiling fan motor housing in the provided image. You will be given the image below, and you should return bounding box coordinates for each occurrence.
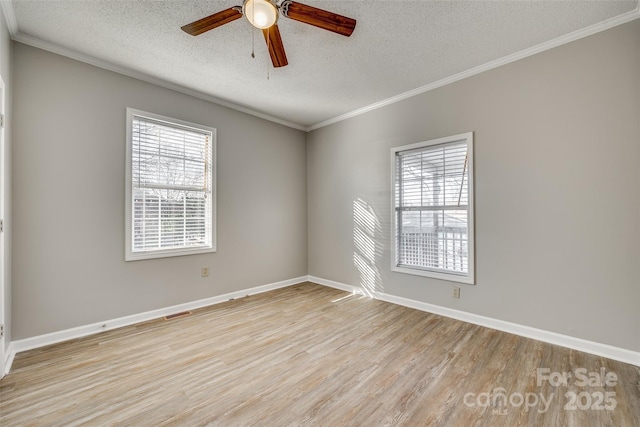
[280,0,293,18]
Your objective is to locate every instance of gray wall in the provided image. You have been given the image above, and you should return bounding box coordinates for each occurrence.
[12,43,307,339]
[0,7,12,346]
[307,20,640,351]
[9,19,640,353]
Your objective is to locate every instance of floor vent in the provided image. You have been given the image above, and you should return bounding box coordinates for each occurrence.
[164,311,192,320]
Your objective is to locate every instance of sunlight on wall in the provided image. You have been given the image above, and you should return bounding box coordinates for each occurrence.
[353,198,383,295]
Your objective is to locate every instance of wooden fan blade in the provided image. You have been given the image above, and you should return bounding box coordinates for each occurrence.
[181,7,242,36]
[262,25,288,68]
[284,1,356,37]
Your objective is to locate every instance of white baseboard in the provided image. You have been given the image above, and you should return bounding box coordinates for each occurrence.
[10,276,308,358]
[7,275,638,375]
[4,341,15,376]
[309,276,640,367]
[307,276,367,295]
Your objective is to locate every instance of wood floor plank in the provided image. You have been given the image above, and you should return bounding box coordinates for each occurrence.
[1,282,638,426]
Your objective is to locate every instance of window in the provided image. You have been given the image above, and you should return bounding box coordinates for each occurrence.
[391,132,474,284]
[125,109,216,260]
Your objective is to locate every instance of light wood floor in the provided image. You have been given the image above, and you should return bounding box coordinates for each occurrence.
[1,282,639,426]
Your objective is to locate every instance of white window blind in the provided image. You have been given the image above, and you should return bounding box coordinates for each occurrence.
[392,133,474,284]
[126,109,216,260]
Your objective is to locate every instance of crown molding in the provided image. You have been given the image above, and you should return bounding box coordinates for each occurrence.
[306,6,640,131]
[2,0,303,129]
[1,0,306,130]
[0,0,18,38]
[1,0,638,133]
[7,27,307,131]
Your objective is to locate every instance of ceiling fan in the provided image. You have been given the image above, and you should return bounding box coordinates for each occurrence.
[181,0,356,68]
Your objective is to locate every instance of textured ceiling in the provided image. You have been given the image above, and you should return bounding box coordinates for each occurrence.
[7,0,640,129]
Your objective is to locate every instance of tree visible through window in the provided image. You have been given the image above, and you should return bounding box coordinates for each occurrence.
[391,133,474,284]
[125,109,216,260]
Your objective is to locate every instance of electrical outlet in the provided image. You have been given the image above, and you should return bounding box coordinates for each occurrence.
[453,287,460,299]
[201,267,209,277]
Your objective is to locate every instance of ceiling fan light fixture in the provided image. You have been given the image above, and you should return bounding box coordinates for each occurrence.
[182,1,356,68]
[243,0,278,29]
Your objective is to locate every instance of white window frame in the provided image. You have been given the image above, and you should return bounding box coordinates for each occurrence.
[390,132,475,285]
[125,108,217,261]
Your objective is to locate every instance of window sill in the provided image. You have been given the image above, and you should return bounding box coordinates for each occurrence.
[125,245,216,261]
[391,265,474,285]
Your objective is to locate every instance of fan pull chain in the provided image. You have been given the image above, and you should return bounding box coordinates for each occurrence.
[251,26,255,59]
[266,30,270,80]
